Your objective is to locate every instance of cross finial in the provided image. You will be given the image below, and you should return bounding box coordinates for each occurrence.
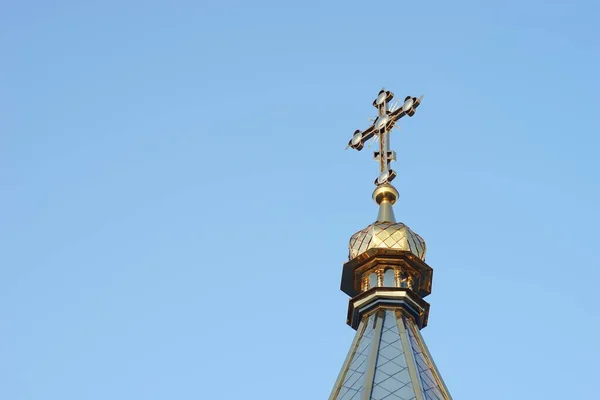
[347,89,423,186]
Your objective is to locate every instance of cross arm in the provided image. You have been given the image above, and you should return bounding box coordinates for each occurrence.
[389,96,423,121]
[347,125,377,151]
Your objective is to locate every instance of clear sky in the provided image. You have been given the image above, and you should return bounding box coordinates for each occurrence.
[2,1,599,399]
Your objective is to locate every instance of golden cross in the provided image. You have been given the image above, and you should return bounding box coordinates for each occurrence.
[347,89,423,186]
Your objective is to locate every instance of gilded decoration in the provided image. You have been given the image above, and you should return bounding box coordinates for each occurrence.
[349,221,426,261]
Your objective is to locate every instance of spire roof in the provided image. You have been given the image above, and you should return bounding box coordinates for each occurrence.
[330,310,451,400]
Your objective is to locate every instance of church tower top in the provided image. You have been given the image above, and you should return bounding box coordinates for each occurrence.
[330,88,452,400]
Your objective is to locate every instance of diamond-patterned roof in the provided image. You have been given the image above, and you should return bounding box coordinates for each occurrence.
[349,222,426,261]
[329,310,451,400]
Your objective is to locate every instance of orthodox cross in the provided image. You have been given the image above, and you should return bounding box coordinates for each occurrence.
[347,89,423,186]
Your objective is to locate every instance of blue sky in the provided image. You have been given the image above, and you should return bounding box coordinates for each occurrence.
[1,1,599,399]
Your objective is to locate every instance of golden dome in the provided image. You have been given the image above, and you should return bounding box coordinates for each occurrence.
[348,221,426,260]
[348,183,426,260]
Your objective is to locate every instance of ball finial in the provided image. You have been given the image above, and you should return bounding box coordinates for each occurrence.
[372,183,399,206]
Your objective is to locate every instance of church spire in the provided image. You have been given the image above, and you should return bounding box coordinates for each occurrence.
[330,89,452,400]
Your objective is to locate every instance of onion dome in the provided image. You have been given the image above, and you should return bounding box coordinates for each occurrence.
[348,184,426,260]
